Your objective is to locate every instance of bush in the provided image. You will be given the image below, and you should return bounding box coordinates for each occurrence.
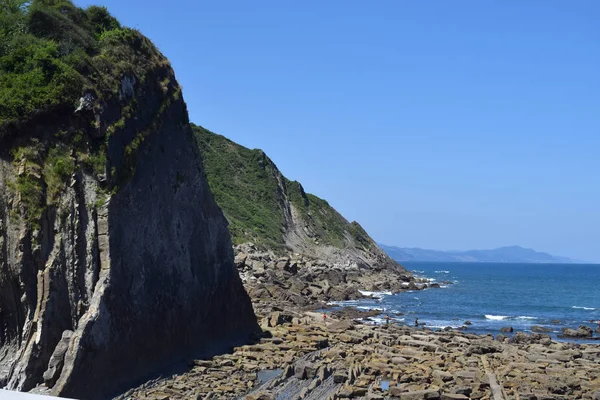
[86,6,120,37]
[0,0,133,127]
[44,144,75,203]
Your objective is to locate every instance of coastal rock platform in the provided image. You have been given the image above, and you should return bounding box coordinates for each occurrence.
[123,308,600,400]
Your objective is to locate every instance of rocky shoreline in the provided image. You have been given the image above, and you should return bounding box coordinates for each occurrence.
[234,244,437,313]
[123,308,600,400]
[121,249,600,400]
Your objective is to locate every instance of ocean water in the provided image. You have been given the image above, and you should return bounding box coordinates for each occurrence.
[339,262,600,341]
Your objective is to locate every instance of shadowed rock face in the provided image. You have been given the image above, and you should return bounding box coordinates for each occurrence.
[0,36,258,400]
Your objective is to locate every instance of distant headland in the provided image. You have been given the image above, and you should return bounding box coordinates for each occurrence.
[379,244,585,264]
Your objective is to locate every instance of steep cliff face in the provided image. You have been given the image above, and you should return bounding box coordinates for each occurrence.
[193,125,403,273]
[0,2,258,398]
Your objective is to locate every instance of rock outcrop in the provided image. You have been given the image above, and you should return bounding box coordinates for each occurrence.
[0,2,258,398]
[234,244,430,314]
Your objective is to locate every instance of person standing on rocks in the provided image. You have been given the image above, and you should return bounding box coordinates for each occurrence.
[323,313,327,325]
[415,318,419,327]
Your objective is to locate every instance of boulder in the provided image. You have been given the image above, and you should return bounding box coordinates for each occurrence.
[276,258,290,270]
[496,334,508,343]
[294,361,317,380]
[284,262,299,275]
[562,326,593,338]
[529,333,552,345]
[531,325,552,333]
[269,312,294,327]
[500,326,513,333]
[234,252,248,268]
[577,325,593,337]
[509,332,530,344]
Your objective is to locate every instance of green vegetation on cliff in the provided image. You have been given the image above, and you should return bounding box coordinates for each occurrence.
[0,0,161,129]
[1,0,179,228]
[192,124,376,253]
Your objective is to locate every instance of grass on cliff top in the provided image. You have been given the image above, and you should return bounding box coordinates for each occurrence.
[192,124,288,250]
[192,124,376,253]
[0,0,158,131]
[1,0,169,228]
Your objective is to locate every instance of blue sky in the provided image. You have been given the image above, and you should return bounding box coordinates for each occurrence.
[77,1,600,261]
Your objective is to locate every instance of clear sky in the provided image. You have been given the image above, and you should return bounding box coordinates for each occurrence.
[76,0,600,262]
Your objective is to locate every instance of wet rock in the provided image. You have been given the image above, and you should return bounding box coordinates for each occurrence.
[509,332,531,344]
[531,325,553,333]
[496,334,508,342]
[501,326,514,333]
[562,326,593,338]
[529,333,552,345]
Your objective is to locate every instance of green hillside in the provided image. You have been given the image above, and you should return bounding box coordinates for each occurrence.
[192,124,375,253]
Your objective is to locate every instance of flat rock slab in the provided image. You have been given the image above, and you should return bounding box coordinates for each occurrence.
[395,389,442,399]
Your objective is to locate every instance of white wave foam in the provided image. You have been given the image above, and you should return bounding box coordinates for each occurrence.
[485,315,508,321]
[401,282,410,286]
[428,324,462,329]
[363,316,405,325]
[572,306,596,311]
[359,290,392,299]
[327,300,359,306]
[516,316,536,320]
[435,270,450,274]
[356,306,383,311]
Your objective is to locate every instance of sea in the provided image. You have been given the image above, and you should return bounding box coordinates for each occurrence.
[336,262,600,342]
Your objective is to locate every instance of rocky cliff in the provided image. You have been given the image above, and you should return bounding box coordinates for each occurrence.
[193,125,404,275]
[0,2,258,398]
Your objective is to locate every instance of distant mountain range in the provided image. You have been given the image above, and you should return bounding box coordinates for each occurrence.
[378,244,580,264]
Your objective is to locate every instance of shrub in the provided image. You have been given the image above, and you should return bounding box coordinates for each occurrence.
[44,144,75,203]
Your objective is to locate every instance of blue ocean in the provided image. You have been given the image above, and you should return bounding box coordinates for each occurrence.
[345,262,600,341]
